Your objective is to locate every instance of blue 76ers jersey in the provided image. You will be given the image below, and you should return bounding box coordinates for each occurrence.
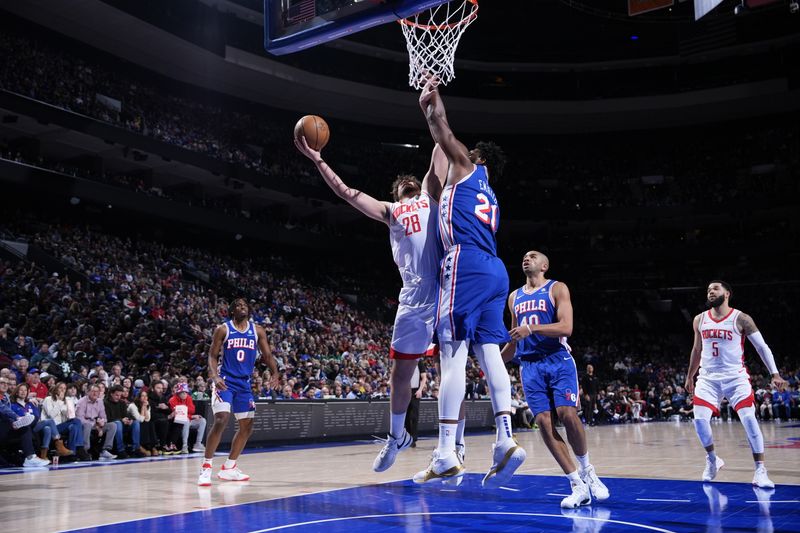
[221,320,258,379]
[513,280,570,361]
[438,165,499,256]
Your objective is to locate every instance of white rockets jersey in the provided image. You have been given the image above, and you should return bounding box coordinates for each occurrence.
[389,192,441,287]
[699,308,745,375]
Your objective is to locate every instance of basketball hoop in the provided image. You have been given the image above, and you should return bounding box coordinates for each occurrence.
[399,0,478,90]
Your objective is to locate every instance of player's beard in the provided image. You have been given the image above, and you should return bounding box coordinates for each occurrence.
[706,295,725,309]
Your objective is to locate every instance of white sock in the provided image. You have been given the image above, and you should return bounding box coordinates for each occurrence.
[576,453,590,470]
[456,418,465,445]
[224,458,236,469]
[566,470,582,485]
[438,423,457,456]
[708,450,717,462]
[495,413,513,444]
[390,412,407,439]
[755,460,765,470]
[202,457,213,468]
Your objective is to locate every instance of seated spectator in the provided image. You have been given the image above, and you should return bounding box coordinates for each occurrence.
[0,374,45,467]
[10,383,65,461]
[192,381,209,401]
[75,384,117,460]
[105,385,144,458]
[510,391,534,429]
[168,383,206,454]
[128,390,158,456]
[659,388,674,419]
[149,380,174,454]
[678,395,694,420]
[41,382,88,460]
[630,391,648,422]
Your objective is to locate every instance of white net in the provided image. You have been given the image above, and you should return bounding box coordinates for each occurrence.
[399,0,478,90]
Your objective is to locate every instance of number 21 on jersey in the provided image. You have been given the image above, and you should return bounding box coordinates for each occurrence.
[474,193,498,231]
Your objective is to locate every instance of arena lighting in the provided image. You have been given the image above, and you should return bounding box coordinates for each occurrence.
[630,35,640,40]
[234,234,243,241]
[381,142,420,149]
[69,197,80,205]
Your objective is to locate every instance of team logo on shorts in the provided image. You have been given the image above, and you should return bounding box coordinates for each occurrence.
[566,389,577,404]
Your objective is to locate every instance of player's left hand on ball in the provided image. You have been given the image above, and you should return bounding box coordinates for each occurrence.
[294,136,320,160]
[509,326,530,341]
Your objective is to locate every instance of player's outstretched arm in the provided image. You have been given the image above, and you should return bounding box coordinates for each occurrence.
[501,290,519,362]
[418,78,471,180]
[207,325,227,391]
[509,283,574,341]
[421,143,449,201]
[256,325,280,390]
[684,315,703,394]
[739,313,786,391]
[294,136,391,224]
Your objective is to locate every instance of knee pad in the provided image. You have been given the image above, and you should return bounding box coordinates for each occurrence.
[693,405,714,448]
[738,406,764,454]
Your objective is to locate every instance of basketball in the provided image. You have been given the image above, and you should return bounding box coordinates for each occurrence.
[294,115,330,151]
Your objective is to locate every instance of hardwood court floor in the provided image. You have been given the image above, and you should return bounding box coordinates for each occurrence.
[1,420,798,532]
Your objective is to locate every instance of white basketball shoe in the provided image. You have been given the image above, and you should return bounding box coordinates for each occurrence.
[702,456,724,482]
[413,449,464,484]
[561,480,592,509]
[481,437,526,488]
[373,430,413,472]
[752,466,775,488]
[218,463,250,481]
[580,464,609,501]
[197,466,212,487]
[442,442,467,487]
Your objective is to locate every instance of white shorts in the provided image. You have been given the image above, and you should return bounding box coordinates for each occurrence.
[391,283,437,359]
[694,369,754,415]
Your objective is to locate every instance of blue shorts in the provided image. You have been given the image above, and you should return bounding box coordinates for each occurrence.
[435,246,510,344]
[520,351,579,417]
[212,375,255,417]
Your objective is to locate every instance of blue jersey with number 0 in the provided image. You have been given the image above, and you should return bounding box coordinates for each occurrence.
[221,320,258,379]
[438,164,498,256]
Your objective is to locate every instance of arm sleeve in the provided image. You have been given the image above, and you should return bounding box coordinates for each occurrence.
[747,332,779,375]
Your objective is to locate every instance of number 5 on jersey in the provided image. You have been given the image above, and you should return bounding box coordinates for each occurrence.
[474,193,498,231]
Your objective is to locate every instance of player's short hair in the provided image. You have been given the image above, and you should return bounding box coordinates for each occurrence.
[709,280,733,298]
[474,141,507,179]
[390,174,421,202]
[228,297,250,317]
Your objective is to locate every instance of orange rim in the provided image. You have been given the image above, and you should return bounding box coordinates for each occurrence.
[398,0,478,31]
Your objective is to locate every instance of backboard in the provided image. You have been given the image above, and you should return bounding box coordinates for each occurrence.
[264,0,450,55]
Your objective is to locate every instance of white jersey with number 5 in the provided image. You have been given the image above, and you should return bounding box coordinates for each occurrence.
[699,308,745,375]
[389,192,441,298]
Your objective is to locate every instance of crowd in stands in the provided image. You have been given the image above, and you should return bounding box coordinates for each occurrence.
[1,27,799,220]
[1,215,798,466]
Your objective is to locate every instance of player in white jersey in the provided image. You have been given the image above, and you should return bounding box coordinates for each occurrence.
[295,136,447,472]
[685,280,787,488]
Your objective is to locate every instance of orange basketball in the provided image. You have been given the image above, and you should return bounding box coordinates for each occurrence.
[294,115,330,151]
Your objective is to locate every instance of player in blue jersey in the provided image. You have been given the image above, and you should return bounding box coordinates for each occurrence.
[501,251,609,508]
[198,298,279,486]
[413,77,526,487]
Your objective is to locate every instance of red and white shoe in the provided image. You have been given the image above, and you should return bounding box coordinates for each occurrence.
[197,467,212,486]
[218,464,250,481]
